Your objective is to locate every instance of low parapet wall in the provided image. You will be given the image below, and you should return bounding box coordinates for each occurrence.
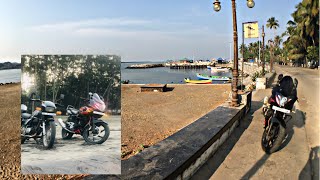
[121,92,252,179]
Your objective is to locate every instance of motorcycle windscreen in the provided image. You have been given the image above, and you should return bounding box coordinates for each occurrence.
[89,93,106,112]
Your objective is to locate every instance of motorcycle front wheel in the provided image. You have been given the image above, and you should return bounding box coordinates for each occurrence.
[83,122,110,144]
[261,121,286,154]
[43,121,56,149]
[62,128,74,139]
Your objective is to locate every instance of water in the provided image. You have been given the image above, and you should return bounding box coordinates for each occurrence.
[121,62,232,84]
[0,69,21,83]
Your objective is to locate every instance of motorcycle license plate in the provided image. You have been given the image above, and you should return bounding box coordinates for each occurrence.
[272,106,290,114]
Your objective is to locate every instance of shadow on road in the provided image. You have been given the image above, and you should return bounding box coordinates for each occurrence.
[299,146,319,180]
[239,108,308,179]
[240,153,270,179]
[278,109,306,151]
[190,101,263,180]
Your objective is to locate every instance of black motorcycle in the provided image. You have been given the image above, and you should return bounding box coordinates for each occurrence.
[57,93,110,144]
[261,75,298,154]
[21,99,58,149]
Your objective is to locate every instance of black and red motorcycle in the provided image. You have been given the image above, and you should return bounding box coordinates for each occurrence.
[57,92,110,144]
[261,74,298,154]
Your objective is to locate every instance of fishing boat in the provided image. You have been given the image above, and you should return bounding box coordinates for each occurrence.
[196,73,231,81]
[210,66,230,72]
[184,78,212,84]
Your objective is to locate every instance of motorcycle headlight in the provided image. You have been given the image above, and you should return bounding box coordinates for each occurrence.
[280,97,288,107]
[45,107,55,113]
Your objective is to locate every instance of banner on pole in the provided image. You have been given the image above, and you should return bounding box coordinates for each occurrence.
[244,22,259,38]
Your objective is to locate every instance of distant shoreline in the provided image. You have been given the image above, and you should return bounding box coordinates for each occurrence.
[0,67,21,71]
[0,62,21,70]
[121,61,163,63]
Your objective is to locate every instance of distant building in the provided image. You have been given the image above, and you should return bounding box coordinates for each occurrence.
[179,58,193,63]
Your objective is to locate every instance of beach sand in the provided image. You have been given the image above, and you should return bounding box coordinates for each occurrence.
[0,84,86,179]
[121,84,230,159]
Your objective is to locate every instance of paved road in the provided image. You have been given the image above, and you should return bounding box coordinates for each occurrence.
[192,66,319,179]
[21,115,121,175]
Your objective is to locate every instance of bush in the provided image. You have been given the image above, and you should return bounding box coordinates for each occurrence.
[251,70,264,82]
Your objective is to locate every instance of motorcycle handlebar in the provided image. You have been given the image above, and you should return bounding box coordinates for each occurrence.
[66,105,75,109]
[30,99,41,102]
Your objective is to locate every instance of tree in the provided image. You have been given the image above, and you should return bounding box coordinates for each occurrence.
[266,17,280,71]
[281,0,319,67]
[266,17,280,36]
[21,55,121,113]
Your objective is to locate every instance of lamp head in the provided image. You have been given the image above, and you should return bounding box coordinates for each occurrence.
[247,0,255,8]
[213,0,221,12]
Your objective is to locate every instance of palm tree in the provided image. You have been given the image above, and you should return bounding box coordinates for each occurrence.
[266,17,280,37]
[266,17,280,71]
[283,0,319,67]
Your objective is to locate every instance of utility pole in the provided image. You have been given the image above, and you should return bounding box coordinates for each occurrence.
[262,25,265,74]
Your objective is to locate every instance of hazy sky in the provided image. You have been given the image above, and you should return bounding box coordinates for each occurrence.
[0,0,300,62]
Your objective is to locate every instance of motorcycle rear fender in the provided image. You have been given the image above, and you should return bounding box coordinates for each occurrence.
[93,119,108,125]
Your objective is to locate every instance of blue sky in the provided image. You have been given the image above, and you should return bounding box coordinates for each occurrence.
[0,0,301,62]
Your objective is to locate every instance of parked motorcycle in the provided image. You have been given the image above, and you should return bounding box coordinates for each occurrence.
[21,99,59,149]
[261,75,298,154]
[57,93,110,144]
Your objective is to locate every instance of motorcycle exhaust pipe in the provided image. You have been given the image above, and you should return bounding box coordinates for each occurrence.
[21,134,40,138]
[57,118,74,133]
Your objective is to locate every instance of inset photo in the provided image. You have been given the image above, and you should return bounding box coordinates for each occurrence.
[21,55,121,174]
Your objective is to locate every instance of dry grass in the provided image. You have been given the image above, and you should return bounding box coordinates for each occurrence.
[121,84,230,159]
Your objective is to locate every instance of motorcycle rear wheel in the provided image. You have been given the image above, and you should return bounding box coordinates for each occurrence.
[83,122,110,144]
[261,122,286,154]
[21,137,27,144]
[43,121,56,149]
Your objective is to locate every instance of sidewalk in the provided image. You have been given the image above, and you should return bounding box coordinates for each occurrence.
[192,88,311,179]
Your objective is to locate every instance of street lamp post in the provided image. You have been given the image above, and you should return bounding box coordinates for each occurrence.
[213,0,255,107]
[262,25,265,74]
[268,40,274,72]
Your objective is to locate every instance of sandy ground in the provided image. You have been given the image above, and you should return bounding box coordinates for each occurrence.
[21,116,121,175]
[121,84,230,159]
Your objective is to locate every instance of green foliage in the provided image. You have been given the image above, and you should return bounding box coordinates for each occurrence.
[282,0,319,66]
[307,46,319,61]
[239,41,261,60]
[21,55,121,112]
[266,17,280,30]
[251,70,264,82]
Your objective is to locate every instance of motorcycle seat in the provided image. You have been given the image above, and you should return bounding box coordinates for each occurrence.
[70,108,79,115]
[22,113,31,119]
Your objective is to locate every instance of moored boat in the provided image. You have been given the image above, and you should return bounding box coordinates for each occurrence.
[210,66,229,72]
[184,78,212,84]
[196,73,231,81]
